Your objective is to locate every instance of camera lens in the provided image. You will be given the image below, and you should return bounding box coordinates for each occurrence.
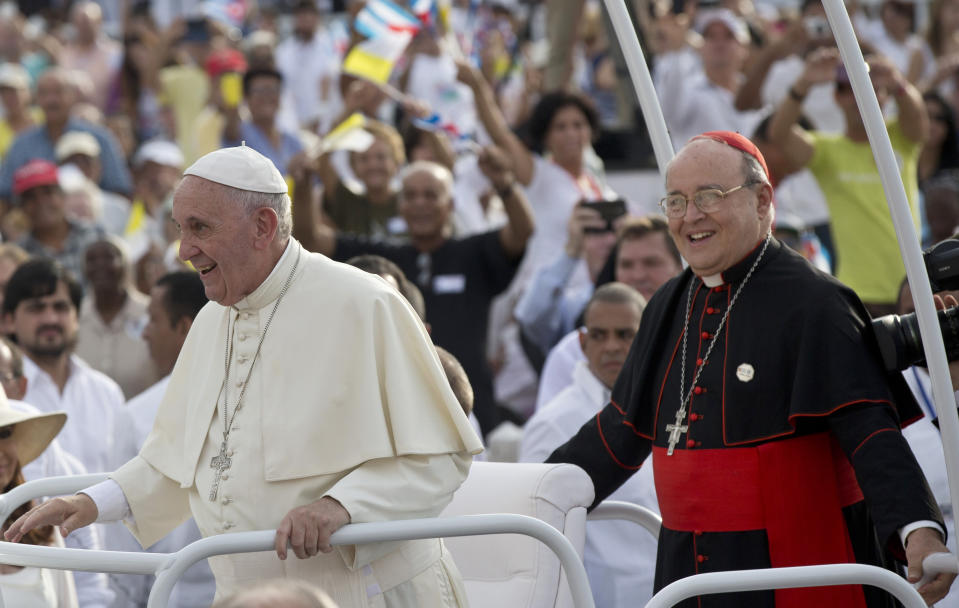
[873,306,959,371]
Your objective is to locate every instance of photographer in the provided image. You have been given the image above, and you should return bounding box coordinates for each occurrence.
[769,48,928,316]
[894,278,959,606]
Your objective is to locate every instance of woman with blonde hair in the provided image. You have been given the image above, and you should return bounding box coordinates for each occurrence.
[0,397,75,607]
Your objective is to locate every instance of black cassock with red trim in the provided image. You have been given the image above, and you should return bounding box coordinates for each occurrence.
[548,237,942,608]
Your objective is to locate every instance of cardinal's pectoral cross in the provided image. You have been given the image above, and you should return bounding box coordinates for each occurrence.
[665,408,688,456]
[209,441,232,501]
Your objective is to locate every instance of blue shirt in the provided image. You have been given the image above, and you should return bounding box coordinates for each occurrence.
[223,122,303,177]
[0,118,133,199]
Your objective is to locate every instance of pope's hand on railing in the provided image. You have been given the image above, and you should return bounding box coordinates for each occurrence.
[274,496,351,560]
[905,527,957,605]
[3,494,98,543]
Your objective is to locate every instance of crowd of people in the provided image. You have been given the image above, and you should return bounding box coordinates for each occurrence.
[0,0,953,605]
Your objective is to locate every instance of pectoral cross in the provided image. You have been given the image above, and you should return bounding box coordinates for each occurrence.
[209,441,232,501]
[665,408,688,456]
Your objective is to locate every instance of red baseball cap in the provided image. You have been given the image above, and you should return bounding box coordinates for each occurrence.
[205,48,247,80]
[13,159,59,196]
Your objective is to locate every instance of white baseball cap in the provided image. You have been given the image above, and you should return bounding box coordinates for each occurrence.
[55,131,101,161]
[0,63,29,90]
[696,9,750,45]
[183,144,287,194]
[133,140,185,169]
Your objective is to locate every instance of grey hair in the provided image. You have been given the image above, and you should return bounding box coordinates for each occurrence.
[584,282,647,319]
[399,160,454,200]
[740,149,770,188]
[228,185,293,241]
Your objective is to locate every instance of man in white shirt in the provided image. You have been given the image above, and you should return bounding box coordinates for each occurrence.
[2,259,125,474]
[6,145,482,607]
[520,283,658,607]
[533,218,683,410]
[109,271,214,608]
[275,0,343,132]
[654,8,763,150]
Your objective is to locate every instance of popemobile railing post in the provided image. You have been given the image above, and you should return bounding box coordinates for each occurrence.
[821,0,959,576]
[600,0,675,175]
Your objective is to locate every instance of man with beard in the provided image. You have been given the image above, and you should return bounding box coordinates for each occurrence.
[2,258,125,473]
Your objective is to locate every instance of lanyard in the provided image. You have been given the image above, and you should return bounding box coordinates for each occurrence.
[912,367,938,421]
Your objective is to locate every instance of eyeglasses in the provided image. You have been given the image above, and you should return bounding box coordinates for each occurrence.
[659,181,759,218]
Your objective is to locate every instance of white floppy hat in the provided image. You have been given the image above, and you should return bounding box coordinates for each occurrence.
[0,63,29,90]
[183,145,287,194]
[696,8,750,45]
[133,140,185,169]
[55,131,101,162]
[0,396,66,468]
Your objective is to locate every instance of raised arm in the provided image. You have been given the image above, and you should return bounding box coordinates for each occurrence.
[478,145,535,257]
[288,152,337,257]
[735,20,806,111]
[869,55,929,144]
[768,48,840,168]
[457,61,535,185]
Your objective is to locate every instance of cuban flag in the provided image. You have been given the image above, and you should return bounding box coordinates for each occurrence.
[354,0,421,38]
[409,0,435,25]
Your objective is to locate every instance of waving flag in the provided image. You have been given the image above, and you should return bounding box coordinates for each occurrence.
[346,0,421,83]
[354,0,421,37]
[409,0,435,25]
[319,113,376,154]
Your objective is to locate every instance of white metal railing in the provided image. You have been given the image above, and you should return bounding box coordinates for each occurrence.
[643,564,928,608]
[0,475,596,608]
[588,500,661,539]
[0,514,595,608]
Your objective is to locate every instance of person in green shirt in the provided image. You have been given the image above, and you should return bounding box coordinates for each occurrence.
[769,47,928,316]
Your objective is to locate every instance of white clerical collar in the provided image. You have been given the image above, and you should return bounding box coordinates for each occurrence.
[233,239,298,311]
[701,273,723,287]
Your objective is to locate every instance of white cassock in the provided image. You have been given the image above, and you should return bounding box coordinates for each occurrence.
[97,239,483,607]
[520,361,660,607]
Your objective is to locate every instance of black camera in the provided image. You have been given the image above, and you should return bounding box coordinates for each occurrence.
[872,239,959,371]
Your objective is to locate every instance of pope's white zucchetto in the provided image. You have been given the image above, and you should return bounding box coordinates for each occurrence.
[183,145,288,194]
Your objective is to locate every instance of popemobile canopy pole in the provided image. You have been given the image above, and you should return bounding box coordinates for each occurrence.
[600,0,675,175]
[822,0,959,570]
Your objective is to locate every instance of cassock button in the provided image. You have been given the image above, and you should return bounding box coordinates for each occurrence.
[696,358,703,365]
[224,521,235,530]
[237,355,248,364]
[713,286,723,293]
[689,413,699,422]
[222,496,233,505]
[705,307,714,314]
[686,439,696,449]
[694,530,703,537]
[701,331,710,339]
[697,554,708,563]
[221,473,230,481]
[693,386,705,395]
[239,334,248,342]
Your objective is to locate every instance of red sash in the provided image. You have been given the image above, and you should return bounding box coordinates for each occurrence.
[653,433,867,608]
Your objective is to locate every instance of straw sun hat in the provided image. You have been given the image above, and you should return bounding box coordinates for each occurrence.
[0,394,65,470]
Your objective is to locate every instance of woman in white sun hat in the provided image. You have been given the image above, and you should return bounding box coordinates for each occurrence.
[0,397,76,607]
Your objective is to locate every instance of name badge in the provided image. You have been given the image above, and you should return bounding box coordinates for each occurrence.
[433,274,466,294]
[387,216,407,234]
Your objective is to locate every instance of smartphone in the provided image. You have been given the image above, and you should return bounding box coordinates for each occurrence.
[803,16,830,39]
[182,18,210,43]
[583,199,627,233]
[220,72,243,108]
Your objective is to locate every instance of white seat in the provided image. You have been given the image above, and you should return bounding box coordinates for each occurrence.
[440,462,595,608]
